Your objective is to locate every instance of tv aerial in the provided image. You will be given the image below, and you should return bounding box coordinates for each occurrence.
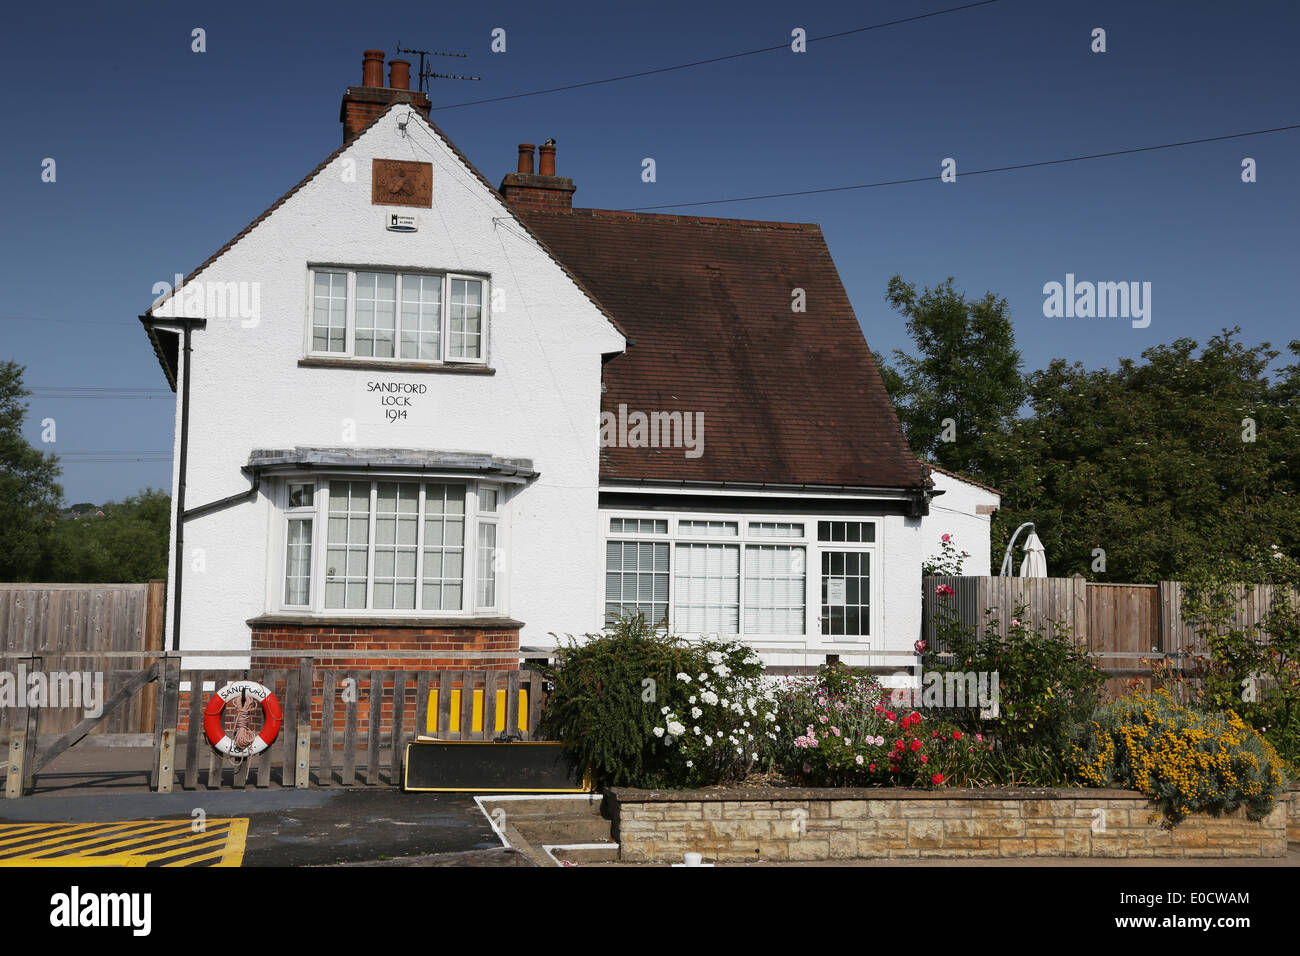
[395,42,482,92]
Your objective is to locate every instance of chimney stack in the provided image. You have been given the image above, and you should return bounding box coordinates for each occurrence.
[499,139,575,212]
[339,49,432,143]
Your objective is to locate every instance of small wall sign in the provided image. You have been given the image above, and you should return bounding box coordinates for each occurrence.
[827,578,847,606]
[372,158,433,207]
[386,213,418,232]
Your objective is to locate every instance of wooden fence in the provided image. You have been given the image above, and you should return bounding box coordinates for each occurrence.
[922,575,1297,697]
[0,582,165,738]
[2,650,548,798]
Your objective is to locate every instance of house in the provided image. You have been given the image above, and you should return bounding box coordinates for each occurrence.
[141,50,999,670]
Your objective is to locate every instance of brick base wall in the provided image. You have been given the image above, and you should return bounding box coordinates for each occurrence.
[607,787,1290,862]
[173,617,526,737]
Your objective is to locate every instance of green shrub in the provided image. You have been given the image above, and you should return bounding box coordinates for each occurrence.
[646,640,774,787]
[1072,690,1288,825]
[539,614,702,788]
[923,602,1105,765]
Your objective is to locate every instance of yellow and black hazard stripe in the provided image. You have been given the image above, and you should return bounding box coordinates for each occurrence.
[0,819,248,867]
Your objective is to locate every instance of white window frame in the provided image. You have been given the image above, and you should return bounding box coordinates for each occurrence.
[601,511,880,645]
[305,267,489,366]
[272,475,508,617]
[281,481,319,608]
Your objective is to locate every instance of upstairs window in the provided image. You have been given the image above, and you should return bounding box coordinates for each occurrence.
[309,268,486,364]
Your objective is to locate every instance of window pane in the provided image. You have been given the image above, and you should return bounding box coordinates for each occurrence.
[820,549,870,637]
[678,520,739,537]
[400,274,442,360]
[817,520,875,543]
[449,278,483,360]
[744,545,805,634]
[288,483,315,509]
[422,483,467,610]
[325,481,370,609]
[476,522,498,608]
[312,272,347,353]
[355,272,397,358]
[372,482,418,609]
[673,543,739,633]
[609,517,667,534]
[284,518,313,605]
[748,521,804,539]
[604,540,668,626]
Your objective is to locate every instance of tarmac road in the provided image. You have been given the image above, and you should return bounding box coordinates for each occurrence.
[0,788,505,866]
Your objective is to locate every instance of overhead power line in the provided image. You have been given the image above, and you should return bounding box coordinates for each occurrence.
[429,0,1002,111]
[628,123,1300,210]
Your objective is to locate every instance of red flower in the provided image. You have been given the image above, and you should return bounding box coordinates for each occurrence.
[914,639,927,654]
[952,730,963,740]
[935,583,955,597]
[869,763,876,772]
[910,739,922,752]
[908,712,921,725]
[919,755,929,764]
[885,711,896,722]
[932,773,945,785]
[941,533,951,543]
[895,740,905,750]
[931,730,941,739]
[874,704,884,714]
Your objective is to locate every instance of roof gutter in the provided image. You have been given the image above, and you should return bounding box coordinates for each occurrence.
[599,476,941,515]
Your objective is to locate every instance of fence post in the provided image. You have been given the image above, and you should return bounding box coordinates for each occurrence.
[4,655,35,799]
[139,580,166,734]
[295,657,313,789]
[153,656,180,793]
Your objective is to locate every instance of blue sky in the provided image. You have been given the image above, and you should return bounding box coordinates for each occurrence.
[1,0,1296,503]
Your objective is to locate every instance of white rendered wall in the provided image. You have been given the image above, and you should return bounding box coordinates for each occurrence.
[924,471,1000,576]
[154,105,624,657]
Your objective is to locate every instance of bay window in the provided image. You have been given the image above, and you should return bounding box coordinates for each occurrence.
[280,478,503,615]
[309,267,486,364]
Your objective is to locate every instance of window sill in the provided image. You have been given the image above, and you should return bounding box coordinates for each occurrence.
[298,357,495,375]
[248,614,523,629]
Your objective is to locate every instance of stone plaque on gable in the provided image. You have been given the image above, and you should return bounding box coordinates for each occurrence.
[371,159,432,208]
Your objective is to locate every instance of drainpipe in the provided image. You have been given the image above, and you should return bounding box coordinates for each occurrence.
[139,315,206,651]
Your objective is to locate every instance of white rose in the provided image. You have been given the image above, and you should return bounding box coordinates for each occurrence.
[691,707,703,719]
[661,706,670,715]
[677,672,691,682]
[667,721,686,737]
[653,727,665,737]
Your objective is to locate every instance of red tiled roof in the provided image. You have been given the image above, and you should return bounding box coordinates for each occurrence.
[521,207,926,489]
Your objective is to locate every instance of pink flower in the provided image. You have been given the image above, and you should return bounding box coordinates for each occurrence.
[855,755,864,765]
[831,726,841,737]
[1010,618,1021,628]
[935,584,955,597]
[802,763,812,774]
[914,639,927,654]
[941,533,951,543]
[975,733,983,742]
[818,715,829,724]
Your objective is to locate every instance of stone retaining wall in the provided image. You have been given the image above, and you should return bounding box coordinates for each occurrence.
[1289,788,1300,844]
[607,787,1290,862]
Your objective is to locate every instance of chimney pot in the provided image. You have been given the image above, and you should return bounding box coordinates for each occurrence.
[362,50,385,88]
[389,59,411,91]
[516,144,536,175]
[538,142,556,176]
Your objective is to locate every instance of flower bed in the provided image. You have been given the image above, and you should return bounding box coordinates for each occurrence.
[606,786,1289,863]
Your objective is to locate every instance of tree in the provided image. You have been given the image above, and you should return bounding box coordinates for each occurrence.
[875,275,1027,480]
[41,489,171,583]
[988,330,1300,582]
[0,362,62,580]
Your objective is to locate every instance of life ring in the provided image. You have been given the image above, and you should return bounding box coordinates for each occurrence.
[203,680,283,757]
